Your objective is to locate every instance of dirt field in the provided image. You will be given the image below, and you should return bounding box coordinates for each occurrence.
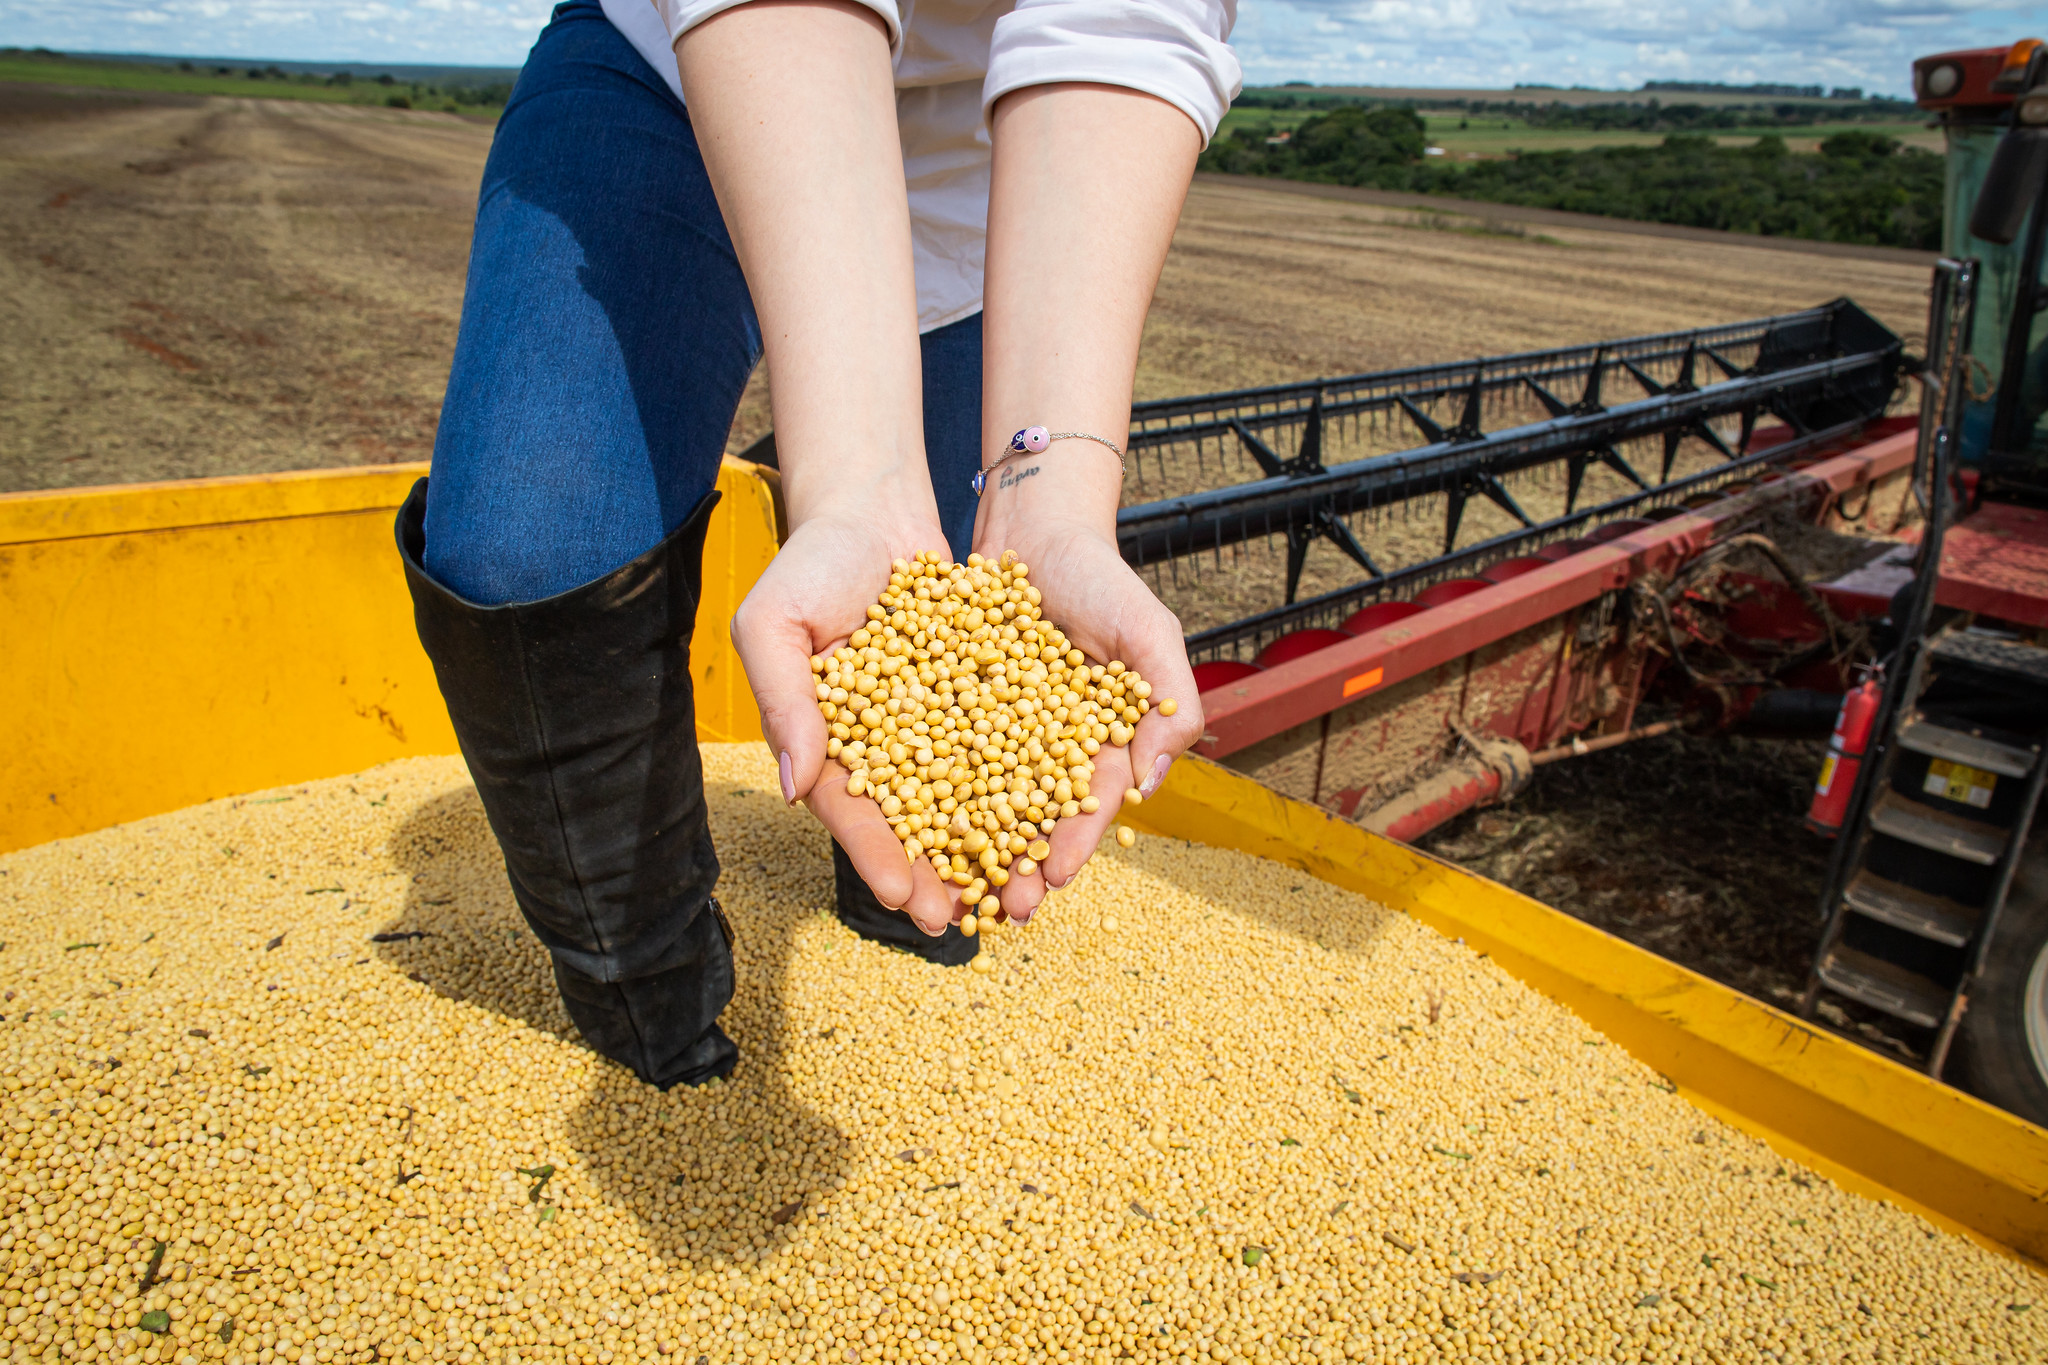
[2,86,483,491]
[4,84,1930,500]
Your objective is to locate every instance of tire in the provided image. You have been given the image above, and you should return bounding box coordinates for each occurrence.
[1957,848,2048,1127]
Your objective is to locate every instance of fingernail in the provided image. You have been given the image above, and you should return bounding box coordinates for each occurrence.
[779,750,796,805]
[1138,753,1173,799]
[1010,903,1034,926]
[919,918,947,938]
[1046,870,1074,891]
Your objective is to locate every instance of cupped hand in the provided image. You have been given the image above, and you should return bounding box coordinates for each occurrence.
[971,518,1205,923]
[730,505,961,937]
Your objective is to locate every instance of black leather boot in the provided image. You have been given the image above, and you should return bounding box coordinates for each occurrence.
[396,479,738,1088]
[832,841,979,966]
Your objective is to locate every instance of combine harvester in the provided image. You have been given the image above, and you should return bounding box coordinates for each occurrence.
[5,41,2047,1262]
[1116,38,2048,1129]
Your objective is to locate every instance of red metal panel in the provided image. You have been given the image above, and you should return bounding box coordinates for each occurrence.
[1192,659,1262,692]
[1255,629,1354,668]
[1480,556,1552,584]
[1816,543,1916,621]
[1195,427,1919,760]
[1937,501,2048,629]
[1341,600,1426,634]
[1415,578,1493,608]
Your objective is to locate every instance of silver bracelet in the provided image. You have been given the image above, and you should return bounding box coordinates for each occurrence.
[972,425,1127,495]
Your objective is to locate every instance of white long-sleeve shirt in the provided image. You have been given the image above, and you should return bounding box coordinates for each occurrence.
[600,0,1240,332]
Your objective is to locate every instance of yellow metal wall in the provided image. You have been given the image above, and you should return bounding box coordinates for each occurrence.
[0,460,780,854]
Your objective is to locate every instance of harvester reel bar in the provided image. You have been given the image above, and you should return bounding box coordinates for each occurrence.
[1180,413,1875,667]
[1123,301,1878,464]
[1442,471,1537,555]
[1703,346,1745,380]
[1117,347,1899,571]
[1524,375,1571,419]
[1575,348,1609,414]
[1620,356,1668,397]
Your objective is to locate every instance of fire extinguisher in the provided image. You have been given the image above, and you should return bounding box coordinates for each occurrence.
[1807,677,1884,837]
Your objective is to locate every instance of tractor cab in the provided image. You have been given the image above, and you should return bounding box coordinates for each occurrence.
[1914,39,2048,488]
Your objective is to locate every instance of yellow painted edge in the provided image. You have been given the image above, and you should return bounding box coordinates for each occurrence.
[691,458,783,745]
[1123,754,2048,1265]
[0,465,434,544]
[2,458,783,844]
[0,457,780,545]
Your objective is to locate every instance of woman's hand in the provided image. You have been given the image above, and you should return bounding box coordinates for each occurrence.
[972,514,1204,922]
[730,501,963,938]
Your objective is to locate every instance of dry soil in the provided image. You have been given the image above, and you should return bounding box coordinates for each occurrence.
[4,85,1930,502]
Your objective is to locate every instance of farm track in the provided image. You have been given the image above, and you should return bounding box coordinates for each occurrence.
[4,84,1937,1041]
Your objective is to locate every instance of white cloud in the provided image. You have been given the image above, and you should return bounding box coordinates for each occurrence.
[0,0,552,64]
[1231,0,2036,93]
[0,0,2032,90]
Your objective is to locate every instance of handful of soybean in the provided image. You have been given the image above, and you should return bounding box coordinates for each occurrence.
[813,551,1173,934]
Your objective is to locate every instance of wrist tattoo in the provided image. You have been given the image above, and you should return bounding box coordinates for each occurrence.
[974,427,1125,496]
[997,464,1041,491]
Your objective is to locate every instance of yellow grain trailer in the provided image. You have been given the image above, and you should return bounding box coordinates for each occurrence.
[4,461,2045,1268]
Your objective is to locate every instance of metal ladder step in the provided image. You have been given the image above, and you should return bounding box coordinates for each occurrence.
[1868,790,2009,866]
[1928,630,2048,687]
[1815,945,1948,1029]
[1895,718,2037,779]
[1842,870,1978,947]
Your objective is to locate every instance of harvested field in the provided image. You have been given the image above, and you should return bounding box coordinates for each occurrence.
[4,85,1928,506]
[5,744,2044,1365]
[3,81,1930,665]
[0,83,1927,632]
[1,86,484,491]
[1141,182,1928,409]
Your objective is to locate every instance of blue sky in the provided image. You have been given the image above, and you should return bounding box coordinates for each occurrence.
[0,0,2037,94]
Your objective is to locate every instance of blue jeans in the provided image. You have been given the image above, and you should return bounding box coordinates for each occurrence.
[424,0,983,606]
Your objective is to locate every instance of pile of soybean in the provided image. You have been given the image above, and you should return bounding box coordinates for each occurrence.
[2,746,2042,1365]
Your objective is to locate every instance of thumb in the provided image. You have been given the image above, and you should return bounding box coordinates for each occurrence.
[731,603,831,806]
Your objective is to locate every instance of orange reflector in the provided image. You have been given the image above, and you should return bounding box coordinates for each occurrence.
[1994,38,2043,90]
[1342,667,1385,698]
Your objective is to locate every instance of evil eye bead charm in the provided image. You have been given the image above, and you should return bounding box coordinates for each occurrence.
[1022,425,1051,453]
[971,469,988,495]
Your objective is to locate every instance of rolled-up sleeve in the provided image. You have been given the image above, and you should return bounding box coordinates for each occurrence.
[653,0,904,53]
[982,0,1241,144]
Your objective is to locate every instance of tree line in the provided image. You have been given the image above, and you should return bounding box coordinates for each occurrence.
[173,59,512,108]
[1230,90,1919,128]
[1199,107,1942,250]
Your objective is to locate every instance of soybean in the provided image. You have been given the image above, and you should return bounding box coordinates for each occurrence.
[813,551,1170,920]
[0,746,2040,1365]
